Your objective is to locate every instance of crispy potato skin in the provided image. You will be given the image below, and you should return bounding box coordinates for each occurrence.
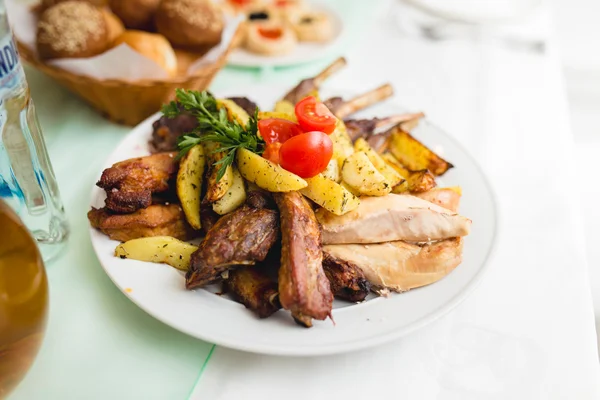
[275,192,333,325]
[388,128,453,176]
[204,150,234,203]
[176,145,205,229]
[212,167,246,215]
[114,236,198,271]
[382,153,437,194]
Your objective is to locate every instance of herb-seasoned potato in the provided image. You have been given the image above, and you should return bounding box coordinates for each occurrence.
[382,153,437,193]
[236,148,307,192]
[114,236,198,271]
[354,138,405,188]
[213,167,246,215]
[331,121,355,169]
[388,127,453,176]
[273,100,295,114]
[322,159,340,182]
[217,98,250,127]
[204,144,234,202]
[300,173,360,215]
[341,151,391,196]
[176,144,205,229]
[258,111,297,122]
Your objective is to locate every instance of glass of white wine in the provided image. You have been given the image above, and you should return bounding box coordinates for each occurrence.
[0,199,48,398]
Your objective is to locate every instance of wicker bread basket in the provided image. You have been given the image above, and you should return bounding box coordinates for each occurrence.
[17,34,238,126]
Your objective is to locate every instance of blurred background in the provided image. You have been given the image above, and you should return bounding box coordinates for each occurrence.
[554,0,600,352]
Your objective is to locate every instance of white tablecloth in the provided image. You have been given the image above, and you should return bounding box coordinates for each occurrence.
[190,2,600,399]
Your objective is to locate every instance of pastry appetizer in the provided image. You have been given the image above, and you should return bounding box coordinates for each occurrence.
[245,21,297,55]
[289,12,334,42]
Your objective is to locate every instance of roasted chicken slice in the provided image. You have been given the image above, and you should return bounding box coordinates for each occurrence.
[275,191,333,327]
[88,204,195,242]
[316,194,471,245]
[323,238,463,292]
[97,152,178,214]
[322,251,370,302]
[186,193,279,289]
[415,187,462,212]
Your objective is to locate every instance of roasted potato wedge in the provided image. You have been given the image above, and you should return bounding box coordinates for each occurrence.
[176,144,205,229]
[300,173,360,215]
[382,153,437,193]
[258,111,297,122]
[273,100,295,114]
[322,159,340,182]
[114,236,198,271]
[204,145,234,203]
[354,138,405,188]
[236,148,307,192]
[331,121,355,169]
[341,151,391,196]
[388,127,453,176]
[213,167,246,215]
[217,98,250,127]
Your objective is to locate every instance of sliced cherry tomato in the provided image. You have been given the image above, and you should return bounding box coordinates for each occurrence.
[279,131,333,178]
[258,27,283,40]
[262,142,282,165]
[294,96,337,134]
[258,118,303,144]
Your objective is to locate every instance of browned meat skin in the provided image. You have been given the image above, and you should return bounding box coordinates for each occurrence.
[227,97,258,116]
[323,96,344,114]
[199,205,220,236]
[245,190,276,210]
[88,204,196,242]
[150,110,198,153]
[275,192,333,325]
[186,203,280,289]
[344,118,379,142]
[97,153,178,214]
[224,266,281,318]
[322,251,371,302]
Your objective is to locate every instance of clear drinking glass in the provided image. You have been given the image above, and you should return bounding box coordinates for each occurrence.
[0,1,69,262]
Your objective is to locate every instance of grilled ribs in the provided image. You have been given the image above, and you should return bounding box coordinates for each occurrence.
[275,191,333,327]
[322,251,371,302]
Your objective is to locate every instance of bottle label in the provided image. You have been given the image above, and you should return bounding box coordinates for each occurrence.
[0,34,25,97]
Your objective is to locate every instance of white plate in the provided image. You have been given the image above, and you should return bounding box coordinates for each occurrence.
[89,84,497,356]
[227,5,344,68]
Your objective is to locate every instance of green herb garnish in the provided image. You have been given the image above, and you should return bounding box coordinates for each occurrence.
[163,89,263,181]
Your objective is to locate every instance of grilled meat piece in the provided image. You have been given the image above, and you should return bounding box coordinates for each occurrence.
[282,57,347,104]
[316,194,471,245]
[200,205,220,236]
[246,190,276,210]
[227,97,258,116]
[345,113,426,150]
[97,153,178,214]
[329,84,394,119]
[323,96,344,114]
[345,118,379,142]
[224,266,281,318]
[88,204,196,242]
[275,191,333,326]
[322,252,370,302]
[322,238,464,292]
[150,110,198,153]
[186,201,279,289]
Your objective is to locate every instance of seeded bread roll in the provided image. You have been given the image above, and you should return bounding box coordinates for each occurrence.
[114,30,178,77]
[155,0,224,49]
[109,0,160,30]
[36,2,110,60]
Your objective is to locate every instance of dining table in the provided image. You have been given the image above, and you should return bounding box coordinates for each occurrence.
[9,0,600,399]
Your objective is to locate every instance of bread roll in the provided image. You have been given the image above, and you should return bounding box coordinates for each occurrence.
[114,30,178,76]
[109,0,160,30]
[37,2,110,60]
[101,8,126,44]
[156,0,224,49]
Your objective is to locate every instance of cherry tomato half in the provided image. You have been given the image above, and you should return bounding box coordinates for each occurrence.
[279,131,333,178]
[262,142,282,165]
[258,118,303,145]
[294,96,337,134]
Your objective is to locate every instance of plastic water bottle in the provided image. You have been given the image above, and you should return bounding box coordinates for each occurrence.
[0,3,68,262]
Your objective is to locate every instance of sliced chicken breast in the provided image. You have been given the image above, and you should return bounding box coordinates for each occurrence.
[414,187,461,212]
[316,194,471,245]
[322,238,463,292]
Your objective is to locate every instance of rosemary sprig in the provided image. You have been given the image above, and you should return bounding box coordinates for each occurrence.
[162,89,263,181]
